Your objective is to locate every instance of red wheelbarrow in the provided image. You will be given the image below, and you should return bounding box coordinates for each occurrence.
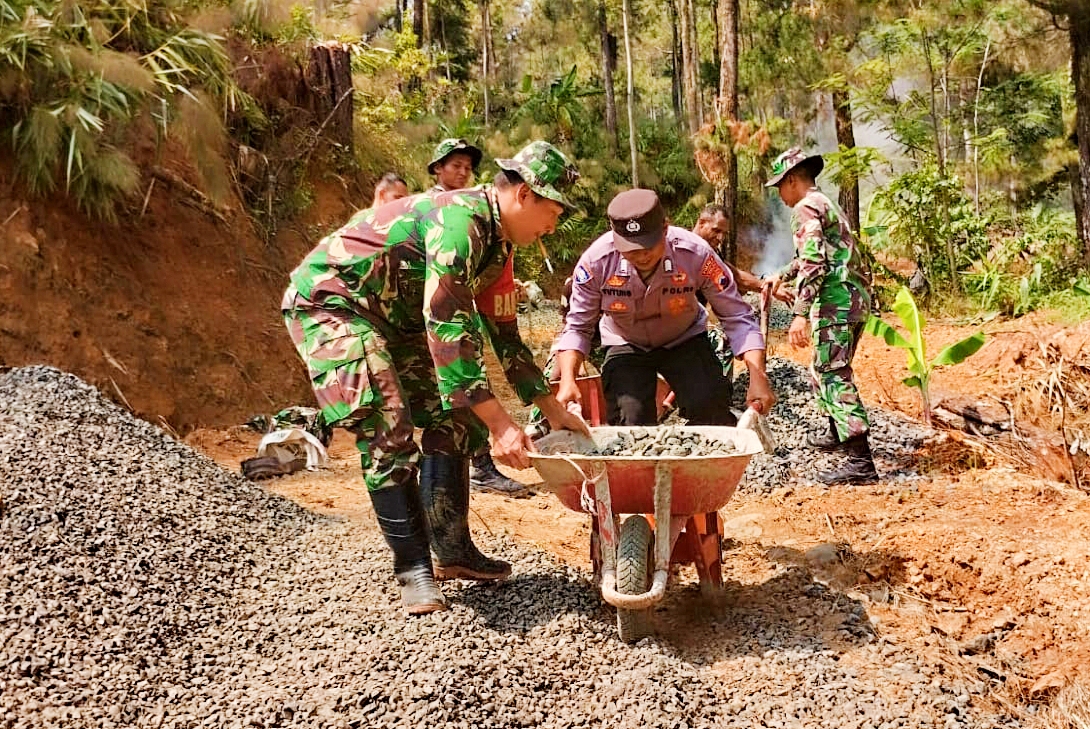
[530,418,765,642]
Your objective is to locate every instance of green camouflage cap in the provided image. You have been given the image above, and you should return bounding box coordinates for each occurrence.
[765,147,824,187]
[428,138,483,174]
[495,141,580,208]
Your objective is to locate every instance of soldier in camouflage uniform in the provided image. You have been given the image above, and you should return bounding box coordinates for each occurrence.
[428,138,483,194]
[427,139,527,495]
[282,141,589,615]
[766,148,878,484]
[372,172,409,207]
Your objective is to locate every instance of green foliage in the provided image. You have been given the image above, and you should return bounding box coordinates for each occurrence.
[278,5,320,44]
[353,29,447,127]
[516,66,601,146]
[424,0,475,82]
[0,0,251,220]
[823,145,886,191]
[873,164,990,283]
[962,204,1081,315]
[865,287,987,424]
[635,117,701,200]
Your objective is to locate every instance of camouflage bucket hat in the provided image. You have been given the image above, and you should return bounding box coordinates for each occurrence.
[495,141,580,209]
[428,138,483,174]
[765,147,824,187]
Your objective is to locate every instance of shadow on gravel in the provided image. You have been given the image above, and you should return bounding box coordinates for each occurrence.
[650,564,879,666]
[454,574,607,632]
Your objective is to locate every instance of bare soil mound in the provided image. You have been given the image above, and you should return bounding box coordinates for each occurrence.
[0,152,356,432]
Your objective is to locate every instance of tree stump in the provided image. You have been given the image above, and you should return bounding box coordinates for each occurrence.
[305,42,354,153]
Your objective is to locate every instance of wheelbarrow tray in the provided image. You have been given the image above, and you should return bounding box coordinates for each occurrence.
[531,426,762,515]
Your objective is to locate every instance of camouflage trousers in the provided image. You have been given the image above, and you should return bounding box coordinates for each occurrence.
[705,327,734,381]
[283,303,488,492]
[809,321,869,440]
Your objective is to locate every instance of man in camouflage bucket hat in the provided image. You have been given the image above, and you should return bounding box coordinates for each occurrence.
[766,147,878,484]
[496,141,579,208]
[282,140,589,615]
[428,138,483,193]
[459,143,580,485]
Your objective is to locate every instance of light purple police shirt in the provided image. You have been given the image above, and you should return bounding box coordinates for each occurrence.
[556,226,765,356]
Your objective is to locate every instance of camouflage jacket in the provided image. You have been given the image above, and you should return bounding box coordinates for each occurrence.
[778,188,873,326]
[282,187,550,410]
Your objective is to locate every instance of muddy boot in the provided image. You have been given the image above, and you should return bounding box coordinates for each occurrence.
[815,433,879,485]
[806,416,845,452]
[469,451,528,496]
[421,454,512,581]
[368,482,447,615]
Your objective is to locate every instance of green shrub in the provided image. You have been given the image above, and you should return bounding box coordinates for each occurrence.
[0,0,252,220]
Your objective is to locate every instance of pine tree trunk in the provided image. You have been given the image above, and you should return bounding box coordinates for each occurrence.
[711,0,719,63]
[716,0,738,264]
[686,0,702,128]
[481,0,491,127]
[1072,6,1090,266]
[678,0,699,135]
[599,0,619,149]
[305,42,354,153]
[413,0,424,46]
[621,0,639,186]
[669,0,683,126]
[832,88,860,234]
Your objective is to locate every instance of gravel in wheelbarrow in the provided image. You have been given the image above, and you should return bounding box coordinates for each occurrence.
[589,425,739,457]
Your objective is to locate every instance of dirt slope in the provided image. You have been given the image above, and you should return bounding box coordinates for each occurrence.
[0,155,357,431]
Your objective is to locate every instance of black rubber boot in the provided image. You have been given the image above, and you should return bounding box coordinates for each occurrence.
[806,416,845,452]
[368,482,447,615]
[469,451,528,496]
[421,454,512,581]
[815,433,879,485]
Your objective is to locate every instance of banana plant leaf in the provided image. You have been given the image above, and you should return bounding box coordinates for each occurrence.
[932,332,987,367]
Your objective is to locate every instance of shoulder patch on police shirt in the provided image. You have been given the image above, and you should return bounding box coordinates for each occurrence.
[574,264,592,284]
[700,255,729,292]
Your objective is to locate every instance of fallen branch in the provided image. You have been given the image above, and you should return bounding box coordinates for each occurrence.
[150,167,231,224]
[2,205,27,227]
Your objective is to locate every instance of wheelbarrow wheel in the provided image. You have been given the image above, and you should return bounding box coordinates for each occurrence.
[616,515,654,643]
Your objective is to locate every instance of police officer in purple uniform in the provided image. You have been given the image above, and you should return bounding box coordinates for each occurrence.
[555,189,776,425]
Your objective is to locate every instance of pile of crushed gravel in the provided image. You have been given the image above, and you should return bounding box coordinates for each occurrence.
[1,366,1013,729]
[730,358,937,494]
[0,367,316,726]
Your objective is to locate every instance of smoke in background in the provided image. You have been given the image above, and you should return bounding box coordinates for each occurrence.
[352,0,386,35]
[741,90,908,278]
[746,200,795,278]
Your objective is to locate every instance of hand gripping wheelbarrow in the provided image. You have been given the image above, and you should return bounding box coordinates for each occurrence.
[530,415,767,643]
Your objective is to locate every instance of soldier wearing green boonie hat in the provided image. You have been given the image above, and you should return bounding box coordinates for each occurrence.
[765,146,877,485]
[427,139,582,496]
[282,140,587,616]
[427,137,522,494]
[428,138,483,193]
